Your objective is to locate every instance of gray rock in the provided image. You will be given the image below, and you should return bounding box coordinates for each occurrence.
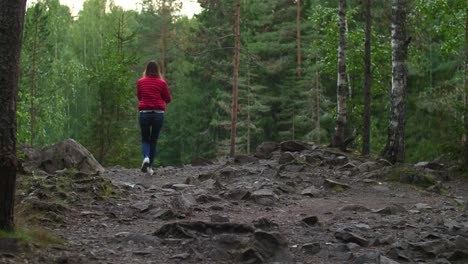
[353,251,380,264]
[302,216,319,226]
[414,203,432,210]
[251,189,278,206]
[131,201,153,213]
[279,152,295,164]
[335,230,369,247]
[170,253,191,259]
[304,153,325,164]
[255,142,280,159]
[455,236,468,251]
[252,231,294,263]
[324,179,351,191]
[20,139,104,174]
[448,250,468,261]
[153,221,254,239]
[358,161,379,172]
[201,179,224,190]
[302,243,321,255]
[301,186,324,197]
[239,248,264,264]
[280,140,308,152]
[195,194,222,203]
[409,239,450,257]
[153,208,182,220]
[170,194,196,213]
[372,204,406,215]
[171,184,195,191]
[224,188,251,200]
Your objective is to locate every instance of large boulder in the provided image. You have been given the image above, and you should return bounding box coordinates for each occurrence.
[20,139,105,174]
[254,142,279,159]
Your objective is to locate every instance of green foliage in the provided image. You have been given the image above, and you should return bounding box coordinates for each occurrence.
[16,0,467,167]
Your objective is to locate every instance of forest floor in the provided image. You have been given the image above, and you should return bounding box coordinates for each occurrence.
[2,141,468,264]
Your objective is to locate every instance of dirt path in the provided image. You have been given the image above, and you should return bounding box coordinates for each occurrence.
[3,144,468,264]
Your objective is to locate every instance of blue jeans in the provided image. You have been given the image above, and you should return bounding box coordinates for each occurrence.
[139,112,164,168]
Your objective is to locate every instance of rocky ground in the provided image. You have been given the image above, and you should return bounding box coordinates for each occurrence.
[1,140,468,264]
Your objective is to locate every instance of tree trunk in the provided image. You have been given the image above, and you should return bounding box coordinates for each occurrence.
[362,0,372,155]
[247,61,251,155]
[30,21,38,146]
[382,0,410,163]
[464,7,468,165]
[316,70,321,144]
[0,0,26,231]
[230,0,241,157]
[331,0,347,151]
[160,0,167,76]
[296,0,302,78]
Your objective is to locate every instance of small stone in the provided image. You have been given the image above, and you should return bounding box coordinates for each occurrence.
[170,253,191,259]
[414,203,432,210]
[372,204,406,215]
[114,232,130,238]
[302,243,321,255]
[324,179,350,191]
[251,189,278,206]
[302,216,319,226]
[301,186,324,197]
[335,230,369,247]
[171,184,194,191]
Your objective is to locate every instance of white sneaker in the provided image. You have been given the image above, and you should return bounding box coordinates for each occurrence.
[148,168,154,176]
[141,157,149,172]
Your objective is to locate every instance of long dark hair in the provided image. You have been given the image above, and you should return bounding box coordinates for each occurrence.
[144,61,162,78]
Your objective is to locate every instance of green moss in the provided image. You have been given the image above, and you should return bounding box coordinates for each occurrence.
[332,185,345,192]
[387,165,436,188]
[0,226,64,247]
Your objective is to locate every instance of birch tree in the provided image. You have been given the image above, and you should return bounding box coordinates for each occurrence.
[331,0,347,151]
[382,0,410,163]
[0,0,26,231]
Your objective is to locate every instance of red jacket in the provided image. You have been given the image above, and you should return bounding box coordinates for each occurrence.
[137,76,171,111]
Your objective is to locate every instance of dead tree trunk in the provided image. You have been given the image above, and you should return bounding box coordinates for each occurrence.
[362,0,372,155]
[382,0,410,163]
[331,0,347,151]
[0,0,26,231]
[230,0,241,157]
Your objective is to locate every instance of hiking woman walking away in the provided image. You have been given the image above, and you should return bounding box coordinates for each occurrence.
[137,61,171,175]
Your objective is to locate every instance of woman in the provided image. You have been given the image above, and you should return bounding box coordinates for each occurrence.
[137,61,171,175]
